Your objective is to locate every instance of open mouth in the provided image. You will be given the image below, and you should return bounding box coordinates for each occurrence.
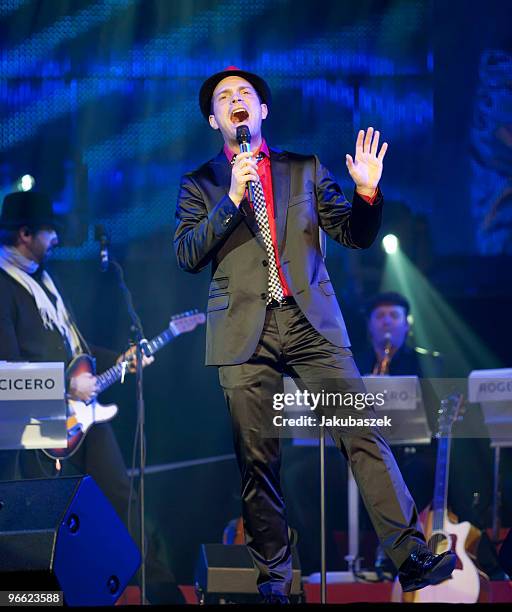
[230,108,249,124]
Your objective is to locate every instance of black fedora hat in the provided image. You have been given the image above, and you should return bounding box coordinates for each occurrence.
[0,191,63,230]
[199,65,272,121]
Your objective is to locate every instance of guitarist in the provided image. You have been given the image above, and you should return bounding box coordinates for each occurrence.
[0,191,173,594]
[0,190,152,481]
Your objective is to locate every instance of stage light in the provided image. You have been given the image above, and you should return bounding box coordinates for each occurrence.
[381,248,500,376]
[17,174,35,192]
[382,233,399,254]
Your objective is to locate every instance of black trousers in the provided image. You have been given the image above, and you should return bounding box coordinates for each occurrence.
[219,304,425,597]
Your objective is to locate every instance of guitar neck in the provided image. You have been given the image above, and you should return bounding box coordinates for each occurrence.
[96,327,176,394]
[432,435,452,531]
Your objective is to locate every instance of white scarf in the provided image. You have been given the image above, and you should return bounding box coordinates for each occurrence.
[0,245,83,356]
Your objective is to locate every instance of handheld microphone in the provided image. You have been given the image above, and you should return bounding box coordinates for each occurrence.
[236,125,255,203]
[94,224,109,272]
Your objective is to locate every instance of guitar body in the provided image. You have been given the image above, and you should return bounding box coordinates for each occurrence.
[43,354,118,461]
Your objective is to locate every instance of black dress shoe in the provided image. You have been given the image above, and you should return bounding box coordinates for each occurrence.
[398,548,457,592]
[261,593,290,604]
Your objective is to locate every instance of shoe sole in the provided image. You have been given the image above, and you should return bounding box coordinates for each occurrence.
[401,553,457,593]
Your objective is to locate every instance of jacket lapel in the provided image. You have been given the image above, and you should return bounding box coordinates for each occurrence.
[210,150,232,189]
[209,149,267,253]
[269,149,290,255]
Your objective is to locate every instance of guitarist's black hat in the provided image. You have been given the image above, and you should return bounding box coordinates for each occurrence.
[0,191,64,231]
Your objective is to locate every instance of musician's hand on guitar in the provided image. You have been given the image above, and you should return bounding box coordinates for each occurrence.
[117,345,154,374]
[69,372,98,402]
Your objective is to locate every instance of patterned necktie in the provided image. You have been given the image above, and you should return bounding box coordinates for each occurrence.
[232,153,283,304]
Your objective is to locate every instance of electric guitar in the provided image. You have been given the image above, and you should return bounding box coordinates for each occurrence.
[392,393,486,603]
[43,310,205,461]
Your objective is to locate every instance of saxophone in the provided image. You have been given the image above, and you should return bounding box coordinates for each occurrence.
[373,332,392,375]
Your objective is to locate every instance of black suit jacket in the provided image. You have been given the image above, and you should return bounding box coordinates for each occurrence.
[174,148,383,366]
[0,269,116,372]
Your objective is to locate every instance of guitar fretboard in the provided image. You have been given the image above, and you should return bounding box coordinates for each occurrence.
[432,435,452,532]
[96,327,176,393]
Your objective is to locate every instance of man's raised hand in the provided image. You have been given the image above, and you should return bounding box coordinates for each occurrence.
[346,127,388,196]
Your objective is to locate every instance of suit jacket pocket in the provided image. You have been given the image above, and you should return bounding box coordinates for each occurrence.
[210,276,229,291]
[318,280,335,296]
[289,192,313,207]
[207,293,230,312]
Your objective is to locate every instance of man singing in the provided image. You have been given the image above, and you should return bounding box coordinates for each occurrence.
[174,67,455,603]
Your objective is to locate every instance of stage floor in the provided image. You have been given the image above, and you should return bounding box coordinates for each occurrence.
[116,581,512,605]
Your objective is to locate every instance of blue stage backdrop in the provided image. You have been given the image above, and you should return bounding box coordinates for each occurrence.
[2,2,512,255]
[1,0,433,261]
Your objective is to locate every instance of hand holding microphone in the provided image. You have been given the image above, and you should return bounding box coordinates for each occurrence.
[228,125,259,207]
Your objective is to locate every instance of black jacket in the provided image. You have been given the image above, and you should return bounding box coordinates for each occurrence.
[174,148,383,366]
[0,268,115,373]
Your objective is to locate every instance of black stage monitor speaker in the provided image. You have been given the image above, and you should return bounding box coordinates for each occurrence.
[0,476,141,606]
[195,543,302,604]
[498,528,512,577]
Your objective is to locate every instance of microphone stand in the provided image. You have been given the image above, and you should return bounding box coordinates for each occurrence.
[109,257,148,605]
